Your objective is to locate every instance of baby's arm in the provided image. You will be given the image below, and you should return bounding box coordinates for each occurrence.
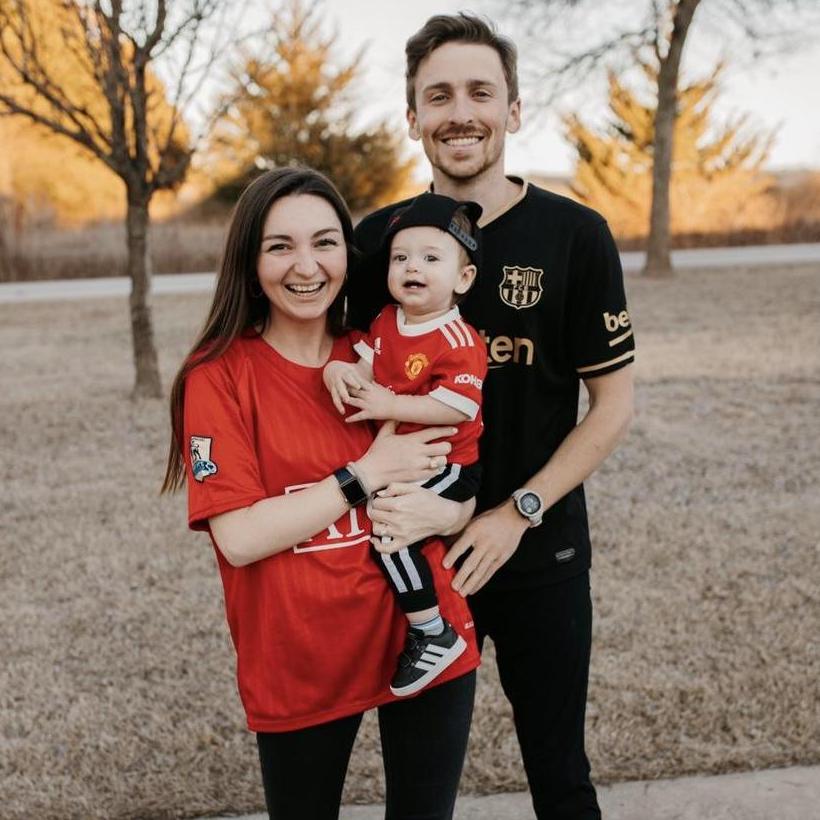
[323,358,374,414]
[346,387,469,425]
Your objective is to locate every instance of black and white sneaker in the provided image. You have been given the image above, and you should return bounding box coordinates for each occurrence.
[390,622,467,697]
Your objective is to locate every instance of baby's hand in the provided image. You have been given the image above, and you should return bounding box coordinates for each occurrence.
[323,360,368,414]
[345,381,397,423]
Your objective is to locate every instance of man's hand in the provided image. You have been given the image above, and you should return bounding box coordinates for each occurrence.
[323,361,370,415]
[345,381,397,423]
[443,502,528,596]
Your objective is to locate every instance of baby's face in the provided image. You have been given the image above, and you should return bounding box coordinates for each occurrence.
[387,226,474,319]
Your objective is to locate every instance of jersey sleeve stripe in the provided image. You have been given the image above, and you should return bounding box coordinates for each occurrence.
[439,324,459,349]
[455,318,476,347]
[429,386,480,420]
[353,340,374,363]
[447,320,468,347]
[608,328,634,347]
[576,350,635,374]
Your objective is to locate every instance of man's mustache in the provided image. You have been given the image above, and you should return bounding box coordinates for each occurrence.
[434,126,488,140]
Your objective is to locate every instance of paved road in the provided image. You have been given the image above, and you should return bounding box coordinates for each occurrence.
[200,765,820,820]
[2,243,819,304]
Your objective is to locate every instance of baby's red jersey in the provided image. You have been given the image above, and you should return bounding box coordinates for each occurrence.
[183,332,479,732]
[354,305,487,464]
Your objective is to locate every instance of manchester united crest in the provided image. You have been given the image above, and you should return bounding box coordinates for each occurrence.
[499,266,544,310]
[405,352,429,380]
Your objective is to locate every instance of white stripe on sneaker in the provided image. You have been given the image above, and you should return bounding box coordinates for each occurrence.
[390,634,468,698]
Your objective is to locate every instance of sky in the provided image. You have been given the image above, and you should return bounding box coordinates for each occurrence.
[319,0,820,181]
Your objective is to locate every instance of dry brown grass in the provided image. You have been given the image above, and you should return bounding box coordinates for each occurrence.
[1,263,819,819]
[1,218,228,282]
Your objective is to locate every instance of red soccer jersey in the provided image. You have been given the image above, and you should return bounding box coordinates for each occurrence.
[354,305,487,464]
[184,331,479,732]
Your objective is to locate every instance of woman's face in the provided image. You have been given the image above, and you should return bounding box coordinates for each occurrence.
[257,194,347,326]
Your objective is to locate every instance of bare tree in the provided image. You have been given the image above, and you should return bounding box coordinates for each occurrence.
[498,0,820,277]
[0,0,237,396]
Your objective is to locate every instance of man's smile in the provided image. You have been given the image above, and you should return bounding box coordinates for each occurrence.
[441,136,484,147]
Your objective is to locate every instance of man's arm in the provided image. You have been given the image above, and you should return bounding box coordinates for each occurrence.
[441,364,634,595]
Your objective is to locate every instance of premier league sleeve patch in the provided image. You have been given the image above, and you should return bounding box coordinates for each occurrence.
[190,435,218,482]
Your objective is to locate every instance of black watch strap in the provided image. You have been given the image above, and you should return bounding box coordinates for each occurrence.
[334,466,368,507]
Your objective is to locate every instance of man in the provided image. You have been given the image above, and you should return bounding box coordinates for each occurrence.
[349,13,634,819]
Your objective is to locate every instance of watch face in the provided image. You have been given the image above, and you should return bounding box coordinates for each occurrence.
[519,492,541,515]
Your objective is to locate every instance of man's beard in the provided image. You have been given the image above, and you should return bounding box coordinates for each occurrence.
[429,127,503,183]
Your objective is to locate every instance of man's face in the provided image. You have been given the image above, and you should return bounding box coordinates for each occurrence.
[407,42,521,182]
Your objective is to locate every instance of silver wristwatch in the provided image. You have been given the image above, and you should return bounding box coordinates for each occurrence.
[511,488,544,527]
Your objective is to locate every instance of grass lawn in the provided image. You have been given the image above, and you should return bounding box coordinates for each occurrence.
[1,264,818,819]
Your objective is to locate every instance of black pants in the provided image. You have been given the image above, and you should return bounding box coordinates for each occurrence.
[256,671,476,820]
[373,462,482,614]
[469,571,601,820]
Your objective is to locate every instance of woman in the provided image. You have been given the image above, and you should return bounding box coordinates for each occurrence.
[161,167,480,820]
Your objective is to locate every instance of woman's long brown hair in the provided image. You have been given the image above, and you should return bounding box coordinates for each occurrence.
[160,167,355,494]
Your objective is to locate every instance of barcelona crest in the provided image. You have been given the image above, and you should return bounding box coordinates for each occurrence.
[499,266,544,310]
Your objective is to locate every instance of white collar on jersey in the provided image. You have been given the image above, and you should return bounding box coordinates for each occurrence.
[396,305,461,336]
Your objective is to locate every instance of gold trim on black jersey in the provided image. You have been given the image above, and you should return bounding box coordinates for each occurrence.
[608,328,634,347]
[478,179,529,227]
[576,350,635,374]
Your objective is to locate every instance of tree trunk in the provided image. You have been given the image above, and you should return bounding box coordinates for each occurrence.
[126,188,162,398]
[0,208,10,282]
[644,0,701,278]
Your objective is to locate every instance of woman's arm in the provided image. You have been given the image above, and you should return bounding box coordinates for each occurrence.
[210,476,350,567]
[209,423,456,567]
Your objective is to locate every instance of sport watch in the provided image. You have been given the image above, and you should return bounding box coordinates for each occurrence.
[511,488,544,527]
[334,464,369,507]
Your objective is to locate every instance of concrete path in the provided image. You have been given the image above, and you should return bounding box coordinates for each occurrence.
[2,243,819,304]
[201,765,820,820]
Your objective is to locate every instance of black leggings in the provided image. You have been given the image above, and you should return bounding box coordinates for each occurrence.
[256,671,476,820]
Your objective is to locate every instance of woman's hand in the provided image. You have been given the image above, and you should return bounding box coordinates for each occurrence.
[368,484,475,552]
[352,420,454,493]
[323,360,369,414]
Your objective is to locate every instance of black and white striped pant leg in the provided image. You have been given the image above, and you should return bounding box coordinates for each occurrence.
[373,543,437,613]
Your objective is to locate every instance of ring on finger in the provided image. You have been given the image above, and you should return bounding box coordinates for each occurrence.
[429,456,442,470]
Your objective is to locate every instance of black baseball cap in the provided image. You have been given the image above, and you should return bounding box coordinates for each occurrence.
[381,193,483,269]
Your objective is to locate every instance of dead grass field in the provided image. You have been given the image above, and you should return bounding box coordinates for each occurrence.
[1,264,819,819]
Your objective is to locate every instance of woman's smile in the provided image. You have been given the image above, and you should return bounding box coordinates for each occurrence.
[284,281,326,296]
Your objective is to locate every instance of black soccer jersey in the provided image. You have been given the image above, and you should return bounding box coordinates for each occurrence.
[350,180,635,589]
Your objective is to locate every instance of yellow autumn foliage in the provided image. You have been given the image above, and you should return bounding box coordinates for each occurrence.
[565,62,780,240]
[0,0,187,226]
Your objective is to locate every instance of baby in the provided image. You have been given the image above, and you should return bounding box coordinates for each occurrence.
[324,193,487,696]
